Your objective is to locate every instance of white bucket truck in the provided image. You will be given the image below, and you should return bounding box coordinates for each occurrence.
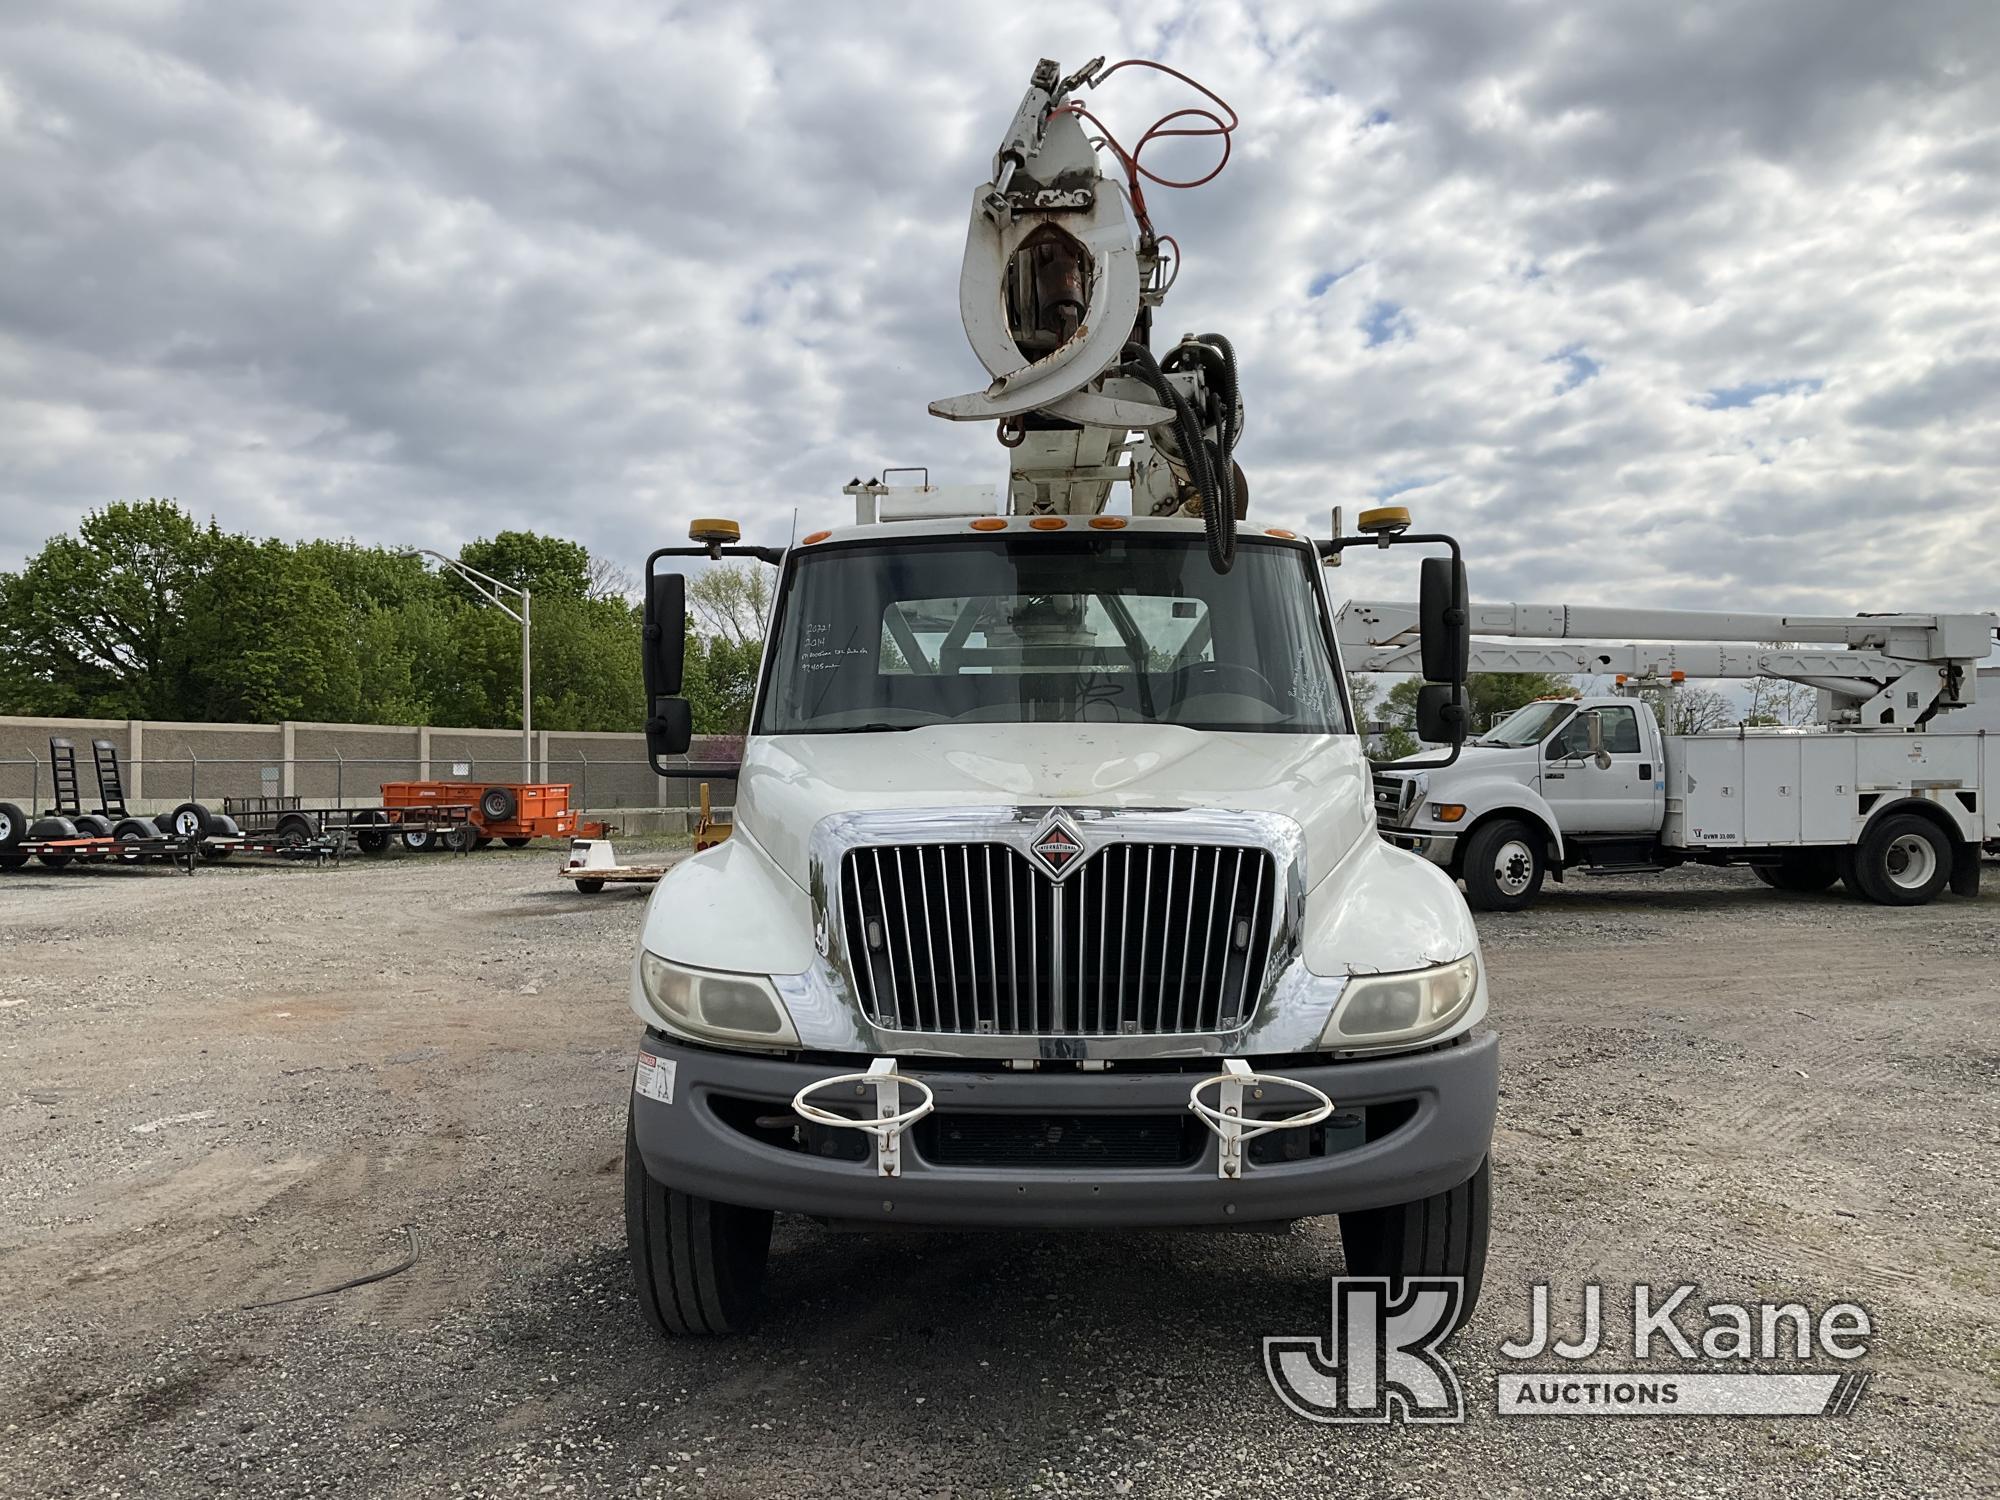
[617,57,1497,1335]
[1346,600,1998,910]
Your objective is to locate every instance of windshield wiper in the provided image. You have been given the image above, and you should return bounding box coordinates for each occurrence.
[832,721,923,733]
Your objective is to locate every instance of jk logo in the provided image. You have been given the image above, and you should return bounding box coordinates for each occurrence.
[1264,1278,1466,1424]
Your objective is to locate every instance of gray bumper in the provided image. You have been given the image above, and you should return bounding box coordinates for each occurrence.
[629,1030,1497,1229]
[1380,826,1457,867]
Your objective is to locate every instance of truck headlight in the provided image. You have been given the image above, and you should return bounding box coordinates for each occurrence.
[639,951,800,1049]
[1321,955,1478,1049]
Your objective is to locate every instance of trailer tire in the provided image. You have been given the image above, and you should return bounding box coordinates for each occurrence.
[1852,813,1951,906]
[1754,851,1840,894]
[166,802,212,840]
[0,801,29,869]
[30,816,78,869]
[1461,820,1545,912]
[445,823,478,853]
[575,878,606,894]
[625,1101,772,1336]
[274,812,317,848]
[503,836,531,848]
[1338,1156,1490,1338]
[352,810,392,855]
[69,813,113,863]
[111,817,156,862]
[479,787,518,822]
[473,834,493,849]
[401,827,435,853]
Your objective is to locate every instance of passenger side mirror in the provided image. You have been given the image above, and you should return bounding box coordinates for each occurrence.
[647,695,693,760]
[642,572,692,760]
[643,572,687,698]
[1419,556,1469,684]
[1415,683,1466,746]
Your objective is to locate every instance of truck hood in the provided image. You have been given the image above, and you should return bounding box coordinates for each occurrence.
[734,724,1371,891]
[1384,741,1539,776]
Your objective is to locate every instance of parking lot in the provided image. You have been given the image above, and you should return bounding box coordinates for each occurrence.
[2,851,1996,1498]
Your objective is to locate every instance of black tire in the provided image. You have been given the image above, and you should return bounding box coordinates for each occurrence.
[575,878,606,894]
[502,835,532,848]
[0,801,23,852]
[1852,813,1952,906]
[625,1101,772,1336]
[1754,850,1840,893]
[30,815,78,870]
[71,813,114,863]
[1339,1157,1490,1337]
[400,827,435,853]
[165,801,212,840]
[1460,820,1545,912]
[474,834,494,849]
[111,817,156,863]
[444,823,478,853]
[352,810,392,855]
[479,786,518,822]
[274,812,317,848]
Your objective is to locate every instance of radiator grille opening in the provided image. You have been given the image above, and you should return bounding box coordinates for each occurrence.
[840,841,1274,1037]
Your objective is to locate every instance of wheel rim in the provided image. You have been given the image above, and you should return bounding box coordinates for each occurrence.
[403,830,427,849]
[174,812,200,836]
[1884,833,1937,890]
[1492,839,1536,896]
[0,812,11,841]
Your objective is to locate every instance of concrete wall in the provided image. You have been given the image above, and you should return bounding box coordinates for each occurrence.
[0,715,741,822]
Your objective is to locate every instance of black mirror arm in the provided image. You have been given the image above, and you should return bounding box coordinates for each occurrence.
[648,757,746,779]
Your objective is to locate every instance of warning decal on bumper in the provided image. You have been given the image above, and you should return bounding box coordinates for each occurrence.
[634,1052,676,1105]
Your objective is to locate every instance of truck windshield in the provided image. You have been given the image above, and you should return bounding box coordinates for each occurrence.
[757,534,1347,735]
[1478,699,1576,746]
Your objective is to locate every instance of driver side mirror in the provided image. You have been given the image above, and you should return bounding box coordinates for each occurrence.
[1585,709,1612,770]
[643,572,692,759]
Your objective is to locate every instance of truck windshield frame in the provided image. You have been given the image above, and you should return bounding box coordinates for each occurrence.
[755,533,1351,736]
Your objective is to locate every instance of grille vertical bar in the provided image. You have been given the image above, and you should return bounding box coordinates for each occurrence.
[841,841,1274,1037]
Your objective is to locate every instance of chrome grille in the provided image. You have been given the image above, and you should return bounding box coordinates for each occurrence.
[1373,773,1416,827]
[840,842,1274,1037]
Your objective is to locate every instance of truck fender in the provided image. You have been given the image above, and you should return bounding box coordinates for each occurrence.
[1446,781,1566,868]
[1856,794,1978,857]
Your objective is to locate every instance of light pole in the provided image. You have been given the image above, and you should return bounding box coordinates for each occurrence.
[402,547,533,782]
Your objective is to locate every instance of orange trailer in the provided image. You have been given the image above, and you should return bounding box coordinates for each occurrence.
[381,780,578,847]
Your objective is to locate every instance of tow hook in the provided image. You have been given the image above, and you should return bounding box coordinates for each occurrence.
[1189,1059,1335,1180]
[792,1057,936,1178]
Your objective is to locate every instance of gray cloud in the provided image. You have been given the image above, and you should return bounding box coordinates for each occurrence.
[2,0,1998,620]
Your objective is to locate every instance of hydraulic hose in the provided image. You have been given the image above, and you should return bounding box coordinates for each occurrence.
[1121,341,1238,573]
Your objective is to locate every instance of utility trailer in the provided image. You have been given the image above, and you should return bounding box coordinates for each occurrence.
[221,795,480,855]
[382,779,582,847]
[558,838,668,894]
[1345,599,2000,909]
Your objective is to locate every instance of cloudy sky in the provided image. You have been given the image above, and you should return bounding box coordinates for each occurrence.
[3,0,1997,614]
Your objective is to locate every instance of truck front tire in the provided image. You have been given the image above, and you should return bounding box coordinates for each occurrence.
[1461,820,1545,911]
[1852,813,1951,906]
[1339,1157,1490,1336]
[626,1101,773,1336]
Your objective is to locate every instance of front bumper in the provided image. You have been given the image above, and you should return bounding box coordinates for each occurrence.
[1380,825,1458,867]
[629,1029,1498,1229]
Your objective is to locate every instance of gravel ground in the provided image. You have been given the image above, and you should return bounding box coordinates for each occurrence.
[2,847,1997,1497]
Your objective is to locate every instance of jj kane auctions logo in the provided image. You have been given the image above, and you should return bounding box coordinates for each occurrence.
[1266,1280,1873,1423]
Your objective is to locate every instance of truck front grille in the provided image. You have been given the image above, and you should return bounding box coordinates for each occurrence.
[1373,773,1416,827]
[839,842,1273,1037]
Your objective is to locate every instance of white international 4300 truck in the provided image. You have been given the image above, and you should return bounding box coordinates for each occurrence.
[1345,600,1999,911]
[618,57,1498,1337]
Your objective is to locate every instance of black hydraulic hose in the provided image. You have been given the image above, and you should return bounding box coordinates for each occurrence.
[1122,342,1236,572]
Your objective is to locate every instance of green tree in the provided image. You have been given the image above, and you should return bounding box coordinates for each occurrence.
[0,500,219,717]
[174,536,362,722]
[457,531,591,600]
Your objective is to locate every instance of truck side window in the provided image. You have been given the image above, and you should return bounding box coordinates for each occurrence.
[1599,705,1642,754]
